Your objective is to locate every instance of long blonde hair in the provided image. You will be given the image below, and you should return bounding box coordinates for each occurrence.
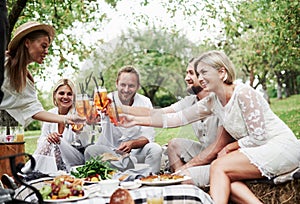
[5,30,51,93]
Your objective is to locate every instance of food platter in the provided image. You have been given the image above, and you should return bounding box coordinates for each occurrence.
[39,175,85,201]
[140,175,191,186]
[43,193,89,203]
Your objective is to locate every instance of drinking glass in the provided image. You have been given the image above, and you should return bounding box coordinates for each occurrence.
[93,87,110,111]
[93,86,111,125]
[76,94,92,118]
[146,188,164,204]
[71,94,91,146]
[0,126,6,142]
[107,101,122,126]
[15,125,24,142]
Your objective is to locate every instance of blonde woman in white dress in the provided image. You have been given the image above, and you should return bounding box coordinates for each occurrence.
[118,50,300,204]
[27,79,90,173]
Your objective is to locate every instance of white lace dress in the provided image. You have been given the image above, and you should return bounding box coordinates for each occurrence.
[160,83,300,179]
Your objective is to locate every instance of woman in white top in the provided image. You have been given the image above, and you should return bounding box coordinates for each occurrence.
[30,79,89,173]
[1,21,84,126]
[118,50,300,204]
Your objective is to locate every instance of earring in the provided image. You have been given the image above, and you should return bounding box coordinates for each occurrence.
[223,72,228,82]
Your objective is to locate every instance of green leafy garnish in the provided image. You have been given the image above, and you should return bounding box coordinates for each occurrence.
[71,156,116,180]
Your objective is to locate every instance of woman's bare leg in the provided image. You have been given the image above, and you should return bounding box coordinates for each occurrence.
[230,181,263,204]
[168,139,185,172]
[210,150,263,204]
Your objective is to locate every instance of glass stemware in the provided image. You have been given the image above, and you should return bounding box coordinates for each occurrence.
[93,86,111,125]
[71,94,91,147]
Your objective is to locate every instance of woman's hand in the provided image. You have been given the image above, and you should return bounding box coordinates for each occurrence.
[47,132,62,144]
[117,114,136,127]
[217,141,239,158]
[86,113,101,125]
[64,114,86,125]
[217,146,228,158]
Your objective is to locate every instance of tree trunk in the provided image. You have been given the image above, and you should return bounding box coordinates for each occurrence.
[249,66,254,87]
[277,82,283,99]
[261,83,270,104]
[275,71,283,99]
[7,0,28,47]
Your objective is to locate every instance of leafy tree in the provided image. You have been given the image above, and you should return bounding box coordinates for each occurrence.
[216,0,299,99]
[77,26,210,106]
[3,0,119,127]
[6,0,119,79]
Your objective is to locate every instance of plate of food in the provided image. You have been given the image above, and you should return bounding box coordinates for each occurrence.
[39,175,88,202]
[70,156,117,184]
[139,174,191,186]
[43,193,89,203]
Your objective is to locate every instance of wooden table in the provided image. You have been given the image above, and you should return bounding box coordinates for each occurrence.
[0,142,25,177]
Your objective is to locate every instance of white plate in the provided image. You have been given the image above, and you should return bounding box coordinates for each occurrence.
[43,192,89,203]
[85,185,120,197]
[48,170,68,177]
[140,176,191,186]
[120,180,142,190]
[70,165,82,173]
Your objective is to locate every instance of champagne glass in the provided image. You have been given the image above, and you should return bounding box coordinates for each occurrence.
[71,94,91,147]
[93,86,111,124]
[107,92,122,125]
[87,99,100,144]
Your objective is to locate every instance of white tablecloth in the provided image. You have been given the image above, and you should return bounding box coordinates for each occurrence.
[15,180,213,204]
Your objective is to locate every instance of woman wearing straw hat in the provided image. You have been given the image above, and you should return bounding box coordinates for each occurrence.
[0,21,85,127]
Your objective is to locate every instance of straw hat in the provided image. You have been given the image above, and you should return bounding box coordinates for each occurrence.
[8,21,55,52]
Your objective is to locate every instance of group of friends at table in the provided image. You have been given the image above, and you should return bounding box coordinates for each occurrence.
[0,20,300,204]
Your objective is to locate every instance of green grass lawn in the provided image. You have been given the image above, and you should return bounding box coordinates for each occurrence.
[24,94,300,155]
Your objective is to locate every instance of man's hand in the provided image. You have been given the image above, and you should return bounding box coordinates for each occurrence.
[117,141,134,154]
[47,132,62,144]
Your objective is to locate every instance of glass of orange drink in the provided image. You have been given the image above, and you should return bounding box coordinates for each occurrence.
[93,87,111,111]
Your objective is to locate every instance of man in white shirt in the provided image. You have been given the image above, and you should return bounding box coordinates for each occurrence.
[84,66,162,173]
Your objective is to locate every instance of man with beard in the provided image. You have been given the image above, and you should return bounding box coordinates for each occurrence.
[85,66,162,173]
[163,58,223,187]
